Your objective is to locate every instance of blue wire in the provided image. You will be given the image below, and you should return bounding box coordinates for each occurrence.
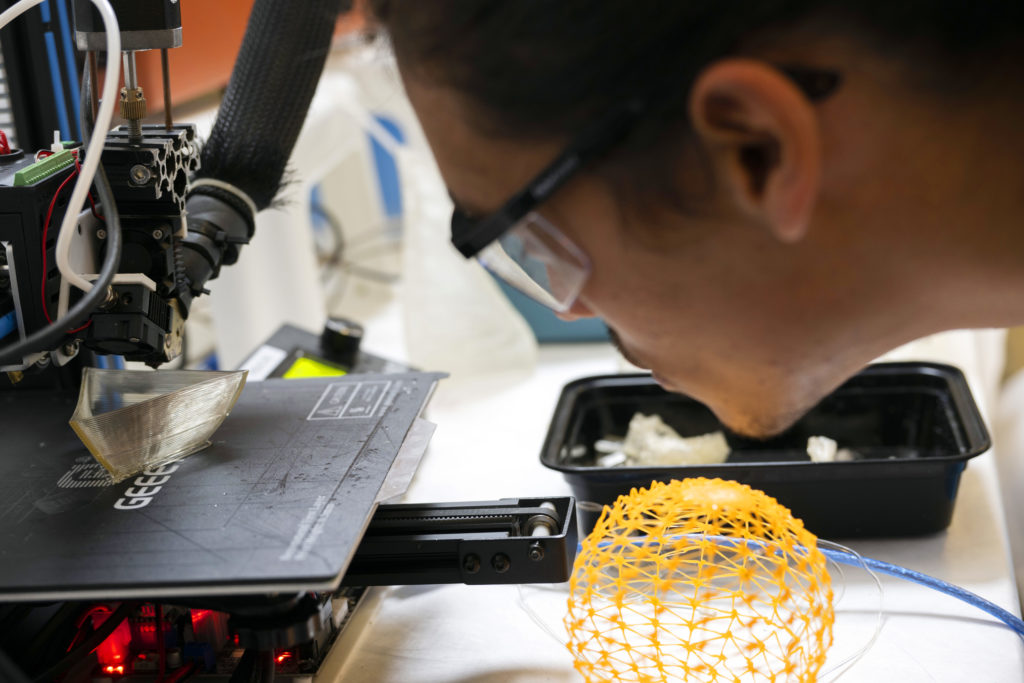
[820,547,1024,640]
[580,536,1024,640]
[0,311,16,341]
[43,31,71,141]
[54,0,80,138]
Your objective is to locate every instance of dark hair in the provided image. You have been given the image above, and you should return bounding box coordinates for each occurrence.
[368,1,1024,204]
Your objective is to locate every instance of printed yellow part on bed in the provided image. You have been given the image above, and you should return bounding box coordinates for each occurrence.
[566,478,835,683]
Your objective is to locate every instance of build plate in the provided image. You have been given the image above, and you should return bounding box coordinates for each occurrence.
[0,372,442,601]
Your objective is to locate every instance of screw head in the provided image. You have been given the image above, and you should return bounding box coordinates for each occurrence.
[463,554,481,574]
[152,229,164,240]
[96,229,107,240]
[129,164,152,185]
[491,553,511,574]
[528,542,545,562]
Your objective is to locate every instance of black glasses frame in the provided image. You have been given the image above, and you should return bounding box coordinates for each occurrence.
[450,66,841,259]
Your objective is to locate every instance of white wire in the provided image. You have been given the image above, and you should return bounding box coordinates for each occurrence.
[0,0,46,32]
[52,0,120,296]
[817,539,885,681]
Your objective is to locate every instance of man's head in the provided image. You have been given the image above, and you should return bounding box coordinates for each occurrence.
[368,1,1024,437]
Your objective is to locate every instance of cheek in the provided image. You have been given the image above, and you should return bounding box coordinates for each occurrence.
[580,248,773,400]
[551,178,762,362]
[581,244,705,341]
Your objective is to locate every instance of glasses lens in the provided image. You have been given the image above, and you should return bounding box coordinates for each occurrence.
[476,212,590,313]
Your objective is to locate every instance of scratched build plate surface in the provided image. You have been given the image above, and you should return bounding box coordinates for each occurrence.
[0,373,442,601]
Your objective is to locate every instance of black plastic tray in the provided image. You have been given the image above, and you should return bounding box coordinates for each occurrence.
[540,362,990,537]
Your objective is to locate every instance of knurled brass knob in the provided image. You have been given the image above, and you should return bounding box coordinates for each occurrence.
[119,87,147,121]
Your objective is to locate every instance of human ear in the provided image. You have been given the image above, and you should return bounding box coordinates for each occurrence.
[688,58,822,243]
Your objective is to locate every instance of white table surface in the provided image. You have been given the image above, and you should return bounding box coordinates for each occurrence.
[317,338,1024,682]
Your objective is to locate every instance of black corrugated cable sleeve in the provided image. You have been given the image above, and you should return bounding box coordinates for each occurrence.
[178,0,349,310]
[194,0,345,209]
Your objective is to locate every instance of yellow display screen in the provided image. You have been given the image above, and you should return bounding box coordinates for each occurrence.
[282,355,348,379]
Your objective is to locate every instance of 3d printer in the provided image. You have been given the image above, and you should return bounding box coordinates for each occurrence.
[0,1,577,679]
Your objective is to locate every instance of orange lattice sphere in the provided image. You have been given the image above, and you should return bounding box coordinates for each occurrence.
[566,478,834,683]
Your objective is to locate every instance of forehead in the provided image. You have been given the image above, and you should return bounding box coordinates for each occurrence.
[402,77,565,215]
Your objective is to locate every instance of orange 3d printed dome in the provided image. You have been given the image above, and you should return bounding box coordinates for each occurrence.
[566,478,834,682]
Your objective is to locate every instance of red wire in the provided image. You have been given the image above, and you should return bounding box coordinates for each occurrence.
[39,166,94,337]
[40,168,80,325]
[70,156,104,220]
[87,191,104,220]
[162,662,197,683]
[65,605,113,653]
[38,158,106,336]
[75,604,112,629]
[0,130,9,154]
[66,319,92,334]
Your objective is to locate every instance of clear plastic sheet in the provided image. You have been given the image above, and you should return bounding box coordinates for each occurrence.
[70,368,247,482]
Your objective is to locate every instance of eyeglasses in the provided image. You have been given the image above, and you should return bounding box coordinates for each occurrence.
[449,66,842,313]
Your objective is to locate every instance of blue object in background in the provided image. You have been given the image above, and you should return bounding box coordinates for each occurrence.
[369,115,405,227]
[309,114,405,249]
[310,184,331,236]
[0,311,17,341]
[494,277,609,343]
[40,0,79,140]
